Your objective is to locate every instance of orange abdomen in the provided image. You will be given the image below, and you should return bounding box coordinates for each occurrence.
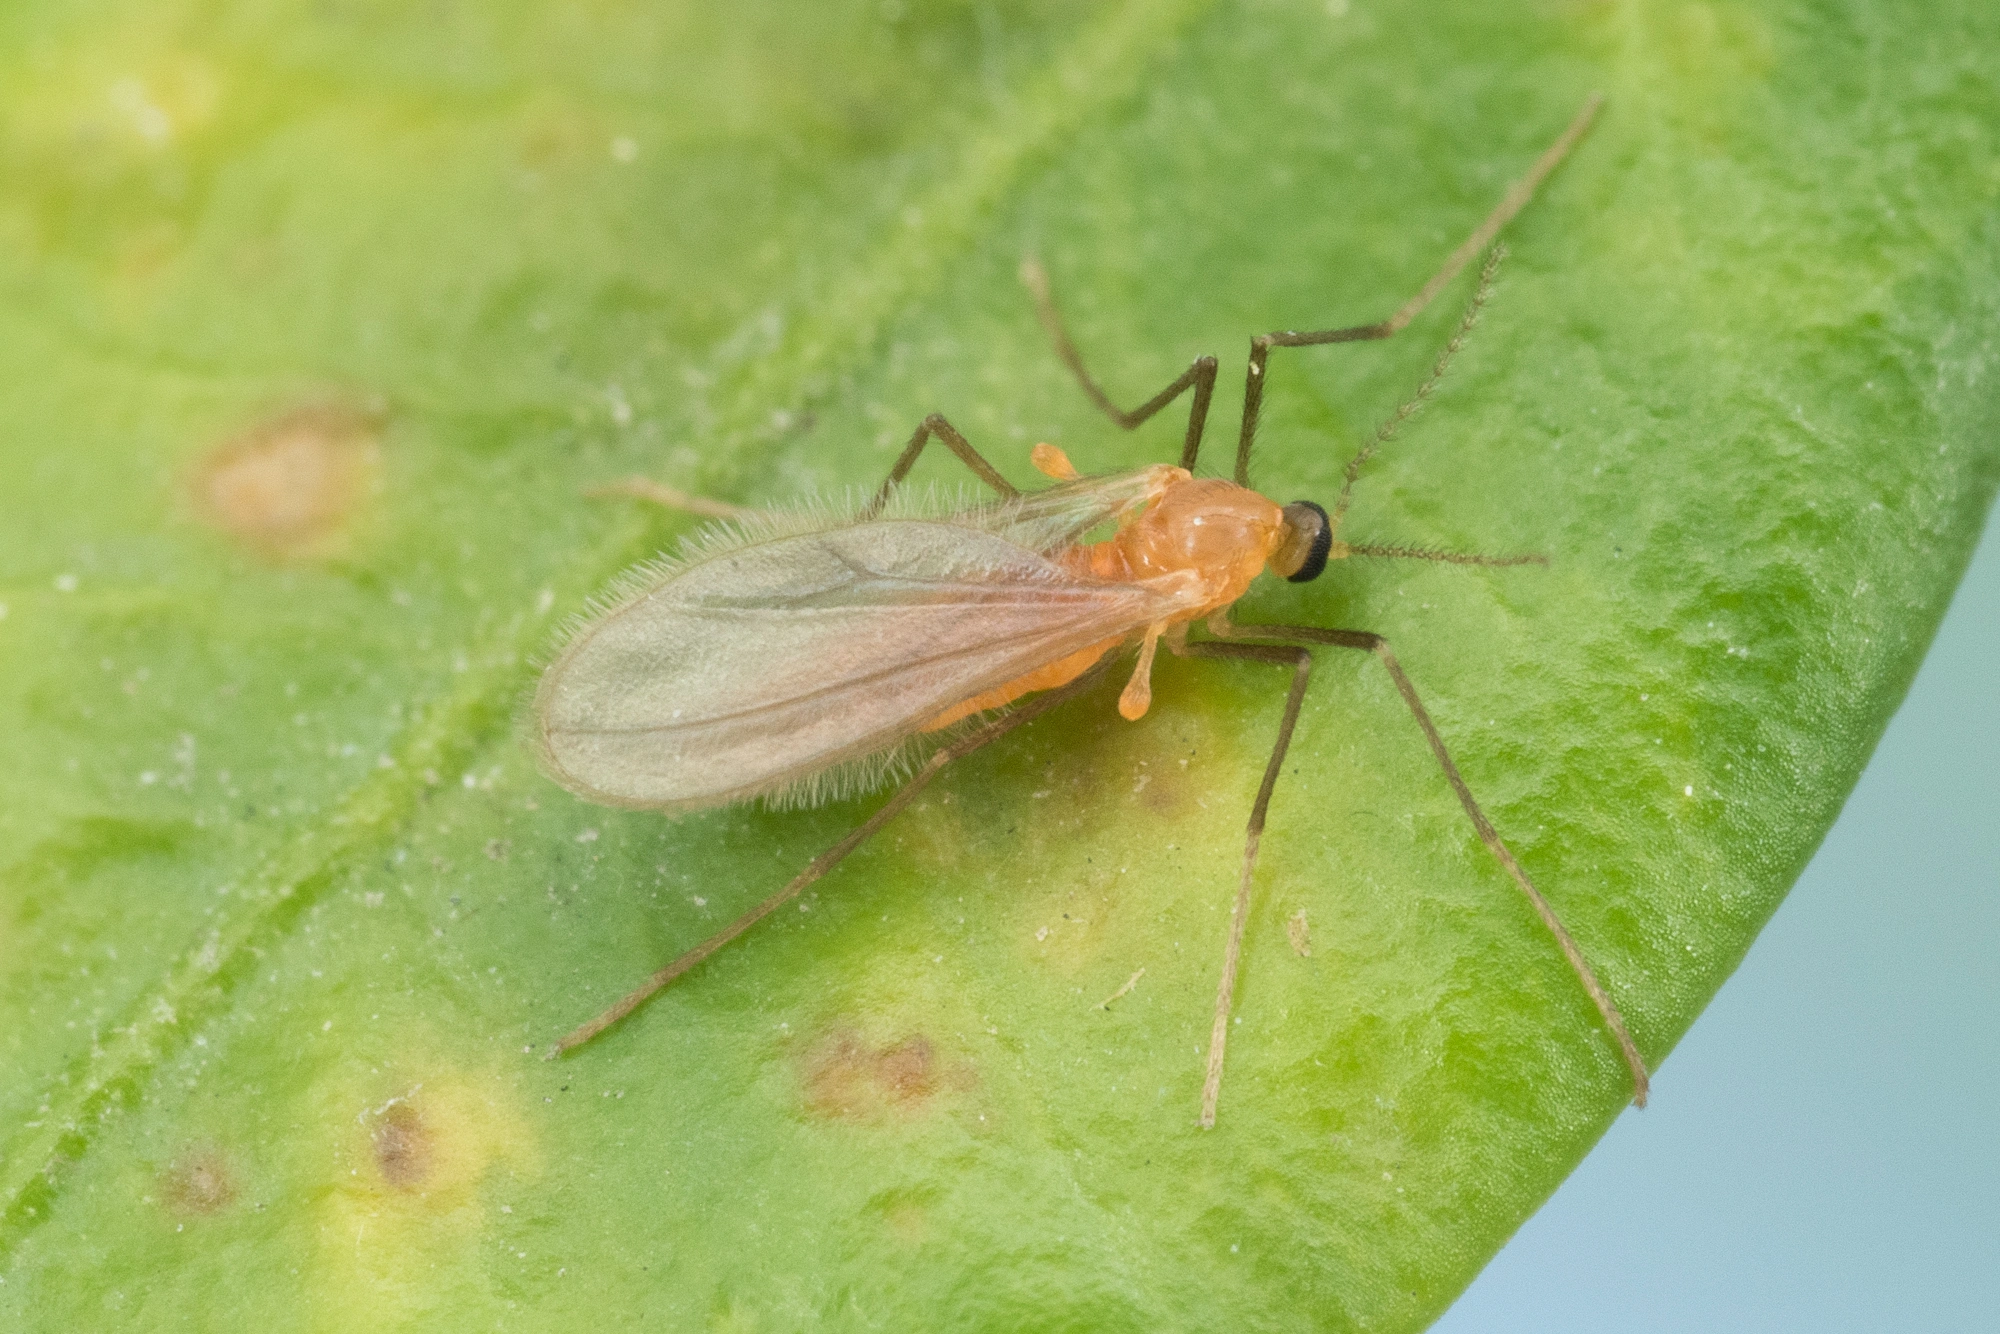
[920,634,1124,732]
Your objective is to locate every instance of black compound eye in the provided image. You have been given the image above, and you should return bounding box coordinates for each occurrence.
[1282,500,1332,583]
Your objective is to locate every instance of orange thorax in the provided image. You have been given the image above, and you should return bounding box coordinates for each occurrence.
[922,475,1288,732]
[1060,475,1286,616]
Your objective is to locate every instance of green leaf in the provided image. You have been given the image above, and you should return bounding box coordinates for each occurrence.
[2,0,1995,1328]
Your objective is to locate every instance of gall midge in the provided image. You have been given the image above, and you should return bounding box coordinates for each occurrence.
[533,95,1645,1127]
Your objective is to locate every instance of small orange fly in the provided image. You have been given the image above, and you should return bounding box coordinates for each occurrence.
[534,95,1647,1126]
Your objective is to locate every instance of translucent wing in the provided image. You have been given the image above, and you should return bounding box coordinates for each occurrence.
[534,513,1197,812]
[979,463,1185,553]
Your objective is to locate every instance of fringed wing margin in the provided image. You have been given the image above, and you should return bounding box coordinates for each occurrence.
[534,508,1195,812]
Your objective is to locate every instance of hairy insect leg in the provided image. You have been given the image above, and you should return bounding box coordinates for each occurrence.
[1018,257,1219,471]
[861,413,1019,520]
[1233,93,1602,487]
[1207,613,1651,1106]
[1170,637,1315,1128]
[548,663,1112,1058]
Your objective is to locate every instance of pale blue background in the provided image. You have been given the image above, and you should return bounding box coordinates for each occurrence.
[1437,508,2000,1333]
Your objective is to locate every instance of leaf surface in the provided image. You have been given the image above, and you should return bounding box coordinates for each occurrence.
[2,1,1996,1328]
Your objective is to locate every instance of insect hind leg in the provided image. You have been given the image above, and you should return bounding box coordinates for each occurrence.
[584,477,759,520]
[1232,93,1602,489]
[1202,612,1651,1108]
[588,412,1016,523]
[862,413,1019,520]
[547,662,1113,1058]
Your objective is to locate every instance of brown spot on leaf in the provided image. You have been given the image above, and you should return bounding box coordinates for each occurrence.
[802,1029,971,1121]
[193,401,381,557]
[160,1145,236,1215]
[371,1102,432,1189]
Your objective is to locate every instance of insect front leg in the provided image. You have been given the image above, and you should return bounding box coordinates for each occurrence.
[1231,93,1601,487]
[1018,257,1219,471]
[1169,637,1315,1128]
[1206,612,1651,1107]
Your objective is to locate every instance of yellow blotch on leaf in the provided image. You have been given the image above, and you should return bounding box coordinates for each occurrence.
[315,1065,539,1316]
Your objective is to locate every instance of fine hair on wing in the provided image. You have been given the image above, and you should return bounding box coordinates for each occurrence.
[531,473,1167,814]
[577,470,1171,620]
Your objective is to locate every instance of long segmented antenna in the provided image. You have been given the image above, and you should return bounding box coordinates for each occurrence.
[1342,543,1547,568]
[1330,245,1504,534]
[1233,93,1603,489]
